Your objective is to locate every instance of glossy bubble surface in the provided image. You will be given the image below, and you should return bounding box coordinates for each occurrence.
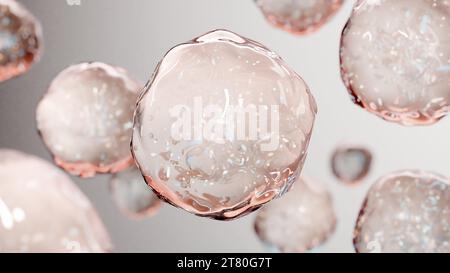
[354,170,450,253]
[254,177,337,252]
[331,146,372,184]
[109,166,161,220]
[340,0,450,125]
[36,62,141,178]
[132,29,317,220]
[255,0,344,35]
[0,0,42,82]
[0,149,112,253]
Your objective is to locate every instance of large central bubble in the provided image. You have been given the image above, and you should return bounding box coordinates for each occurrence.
[132,29,317,220]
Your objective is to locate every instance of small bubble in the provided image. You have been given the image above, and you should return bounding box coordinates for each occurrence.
[331,145,372,185]
[109,166,161,220]
[0,0,43,82]
[255,0,343,35]
[254,176,337,252]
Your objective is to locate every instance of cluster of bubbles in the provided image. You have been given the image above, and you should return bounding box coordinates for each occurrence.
[0,0,449,253]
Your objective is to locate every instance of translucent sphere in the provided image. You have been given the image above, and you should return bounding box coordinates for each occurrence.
[354,170,450,253]
[254,177,337,252]
[255,0,344,35]
[331,145,372,184]
[0,0,43,82]
[0,149,112,253]
[132,29,317,220]
[36,62,141,178]
[109,166,161,220]
[340,0,450,125]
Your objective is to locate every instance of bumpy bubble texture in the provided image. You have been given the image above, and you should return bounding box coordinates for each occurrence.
[340,0,450,125]
[331,146,372,184]
[36,62,141,178]
[132,29,317,220]
[254,177,336,252]
[255,0,344,35]
[354,170,450,253]
[0,0,42,82]
[0,149,112,253]
[109,166,161,220]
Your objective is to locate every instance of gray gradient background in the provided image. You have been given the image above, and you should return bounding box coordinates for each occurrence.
[0,0,449,252]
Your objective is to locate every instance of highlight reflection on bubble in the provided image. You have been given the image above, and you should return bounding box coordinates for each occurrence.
[0,149,112,253]
[36,62,141,178]
[340,0,450,125]
[132,29,317,220]
[254,177,337,253]
[354,170,450,253]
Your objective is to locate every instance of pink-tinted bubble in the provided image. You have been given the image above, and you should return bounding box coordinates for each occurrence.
[132,29,317,220]
[340,0,450,125]
[254,177,337,252]
[354,170,450,253]
[0,149,112,253]
[109,166,161,220]
[0,0,43,82]
[331,146,372,185]
[255,0,344,35]
[36,62,141,178]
